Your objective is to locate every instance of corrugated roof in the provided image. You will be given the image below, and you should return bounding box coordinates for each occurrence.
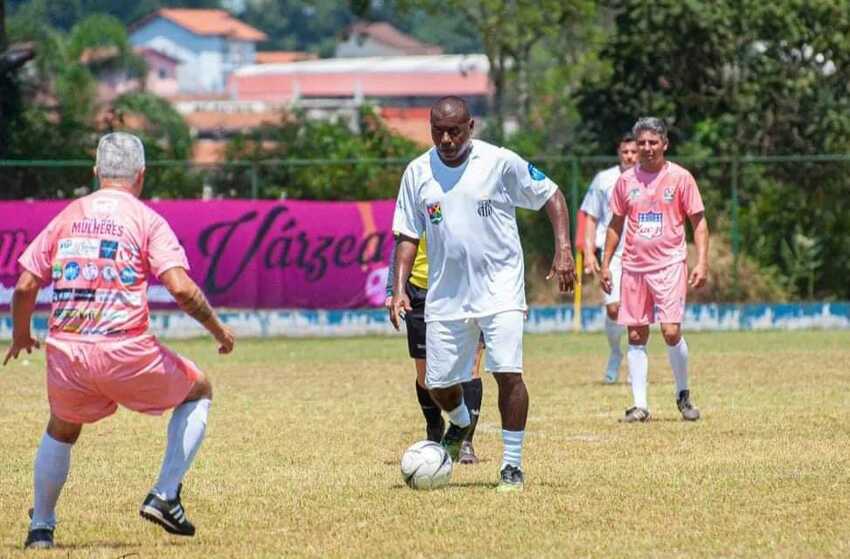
[255,51,317,64]
[153,9,267,42]
[230,55,491,101]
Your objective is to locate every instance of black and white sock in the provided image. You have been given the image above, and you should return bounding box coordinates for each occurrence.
[461,378,483,442]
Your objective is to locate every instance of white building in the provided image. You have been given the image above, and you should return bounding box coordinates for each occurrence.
[129,8,267,94]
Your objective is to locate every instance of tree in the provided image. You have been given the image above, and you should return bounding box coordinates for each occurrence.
[214,107,419,199]
[577,0,850,299]
[397,0,599,143]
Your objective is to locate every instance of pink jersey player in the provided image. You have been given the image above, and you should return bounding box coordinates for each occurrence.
[600,118,709,425]
[6,133,234,549]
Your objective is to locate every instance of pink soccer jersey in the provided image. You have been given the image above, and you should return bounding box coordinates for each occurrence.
[610,162,704,272]
[18,189,189,339]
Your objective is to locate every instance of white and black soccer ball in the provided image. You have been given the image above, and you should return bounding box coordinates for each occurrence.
[400,440,452,490]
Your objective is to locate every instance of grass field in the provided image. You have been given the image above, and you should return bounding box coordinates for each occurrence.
[2,330,850,558]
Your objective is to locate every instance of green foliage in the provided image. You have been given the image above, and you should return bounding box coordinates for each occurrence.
[213,107,419,199]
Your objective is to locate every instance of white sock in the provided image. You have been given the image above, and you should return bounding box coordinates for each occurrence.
[501,430,525,469]
[154,398,211,500]
[446,398,471,428]
[31,433,72,530]
[667,338,689,394]
[627,345,649,409]
[605,315,626,367]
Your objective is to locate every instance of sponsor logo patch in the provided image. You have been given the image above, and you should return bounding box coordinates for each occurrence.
[63,262,80,281]
[51,262,62,281]
[637,211,663,239]
[53,288,97,302]
[426,201,443,224]
[101,265,118,282]
[528,162,547,181]
[99,240,119,259]
[57,238,100,259]
[94,290,142,306]
[82,263,99,281]
[119,267,137,286]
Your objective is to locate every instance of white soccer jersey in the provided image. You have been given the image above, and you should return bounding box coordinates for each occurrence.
[393,140,558,322]
[580,165,625,256]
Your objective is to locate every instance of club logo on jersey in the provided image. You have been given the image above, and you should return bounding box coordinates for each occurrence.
[101,265,118,282]
[119,267,137,286]
[427,202,443,224]
[528,163,547,181]
[628,188,640,201]
[637,211,663,239]
[477,199,493,217]
[99,240,119,259]
[663,187,675,203]
[63,261,80,281]
[57,237,100,259]
[51,262,63,281]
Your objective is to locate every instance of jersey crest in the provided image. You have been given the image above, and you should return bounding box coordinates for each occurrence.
[426,201,443,224]
[637,211,663,239]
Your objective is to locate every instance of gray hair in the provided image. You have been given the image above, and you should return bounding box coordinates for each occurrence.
[95,132,145,179]
[632,117,668,140]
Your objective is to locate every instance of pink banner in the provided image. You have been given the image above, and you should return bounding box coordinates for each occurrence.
[0,200,395,309]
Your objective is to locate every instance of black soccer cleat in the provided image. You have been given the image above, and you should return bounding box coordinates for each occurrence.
[677,390,701,421]
[139,484,196,537]
[24,528,54,550]
[497,464,524,492]
[441,421,471,462]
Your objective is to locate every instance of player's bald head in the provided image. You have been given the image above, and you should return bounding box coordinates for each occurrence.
[431,96,471,123]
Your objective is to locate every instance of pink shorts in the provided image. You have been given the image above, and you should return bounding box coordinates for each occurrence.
[45,333,202,424]
[618,262,687,326]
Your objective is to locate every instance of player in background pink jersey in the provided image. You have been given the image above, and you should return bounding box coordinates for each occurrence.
[5,133,235,550]
[600,117,709,423]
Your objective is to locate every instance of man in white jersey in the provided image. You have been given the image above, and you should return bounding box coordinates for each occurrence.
[601,117,709,423]
[390,96,576,491]
[581,134,638,383]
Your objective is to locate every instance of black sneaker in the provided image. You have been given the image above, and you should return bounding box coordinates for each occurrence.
[426,416,445,443]
[497,464,524,492]
[677,390,701,421]
[24,528,54,550]
[140,484,196,536]
[441,422,471,462]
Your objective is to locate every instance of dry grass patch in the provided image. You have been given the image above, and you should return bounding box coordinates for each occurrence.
[1,330,849,557]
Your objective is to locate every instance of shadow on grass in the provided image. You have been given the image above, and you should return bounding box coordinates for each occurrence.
[389,481,498,490]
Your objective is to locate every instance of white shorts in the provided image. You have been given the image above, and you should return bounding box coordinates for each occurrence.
[425,310,524,389]
[604,253,623,306]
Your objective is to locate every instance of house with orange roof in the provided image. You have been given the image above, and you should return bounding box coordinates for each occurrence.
[129,8,267,94]
[336,21,442,58]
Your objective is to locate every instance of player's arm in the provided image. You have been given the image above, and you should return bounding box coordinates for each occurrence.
[600,214,625,294]
[584,214,600,275]
[389,235,418,330]
[543,189,577,293]
[384,236,398,309]
[3,271,42,365]
[688,212,709,288]
[159,267,234,354]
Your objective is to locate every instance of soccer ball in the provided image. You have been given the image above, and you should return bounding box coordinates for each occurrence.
[400,440,452,490]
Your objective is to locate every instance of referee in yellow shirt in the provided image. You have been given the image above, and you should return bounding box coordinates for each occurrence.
[386,235,484,464]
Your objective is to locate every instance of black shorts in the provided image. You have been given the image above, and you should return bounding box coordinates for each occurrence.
[403,280,486,360]
[404,281,427,359]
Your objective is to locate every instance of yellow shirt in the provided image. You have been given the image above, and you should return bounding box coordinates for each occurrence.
[409,235,428,289]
